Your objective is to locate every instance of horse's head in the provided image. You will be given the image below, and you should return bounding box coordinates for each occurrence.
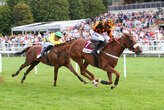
[122,33,142,55]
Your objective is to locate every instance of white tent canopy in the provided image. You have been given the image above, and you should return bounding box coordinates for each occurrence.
[11,19,85,34]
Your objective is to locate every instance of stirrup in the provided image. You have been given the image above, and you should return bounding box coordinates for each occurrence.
[97,50,100,54]
[37,54,42,58]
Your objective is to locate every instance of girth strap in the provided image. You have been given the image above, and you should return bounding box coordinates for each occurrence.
[45,52,52,66]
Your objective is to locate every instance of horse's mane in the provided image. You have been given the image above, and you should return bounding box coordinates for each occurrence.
[106,33,131,46]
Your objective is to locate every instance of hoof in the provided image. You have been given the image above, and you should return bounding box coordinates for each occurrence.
[95,79,101,82]
[84,81,89,84]
[53,83,56,87]
[21,80,24,84]
[11,74,16,77]
[94,83,99,87]
[111,85,115,89]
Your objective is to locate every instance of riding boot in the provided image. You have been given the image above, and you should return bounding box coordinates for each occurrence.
[92,41,106,54]
[92,41,106,67]
[91,41,101,67]
[37,46,51,58]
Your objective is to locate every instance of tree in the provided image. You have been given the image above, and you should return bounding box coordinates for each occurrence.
[102,0,110,9]
[29,0,70,22]
[28,0,42,22]
[0,5,12,35]
[13,3,34,26]
[83,0,106,18]
[82,0,90,18]
[6,0,20,8]
[68,0,86,20]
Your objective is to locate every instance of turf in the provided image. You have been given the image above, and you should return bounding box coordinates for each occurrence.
[0,56,164,110]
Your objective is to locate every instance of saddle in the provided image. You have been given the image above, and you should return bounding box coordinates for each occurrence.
[83,40,102,67]
[82,40,96,54]
[37,47,52,66]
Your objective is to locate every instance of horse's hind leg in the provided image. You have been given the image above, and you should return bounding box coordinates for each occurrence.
[54,66,59,86]
[83,61,95,80]
[74,59,98,86]
[12,63,28,77]
[21,61,39,84]
[65,63,88,85]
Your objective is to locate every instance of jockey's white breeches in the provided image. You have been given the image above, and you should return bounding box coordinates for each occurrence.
[90,30,107,41]
[42,42,54,48]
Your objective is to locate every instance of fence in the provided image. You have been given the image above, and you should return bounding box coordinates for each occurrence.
[108,1,164,11]
[0,40,164,56]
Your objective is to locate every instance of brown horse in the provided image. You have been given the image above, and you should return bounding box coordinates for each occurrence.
[12,39,87,86]
[69,33,142,89]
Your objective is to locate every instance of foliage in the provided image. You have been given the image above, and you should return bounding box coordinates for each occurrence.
[68,0,86,20]
[2,0,108,34]
[28,0,70,22]
[13,3,34,26]
[6,0,20,8]
[83,0,106,18]
[0,57,164,110]
[102,0,109,8]
[0,5,12,35]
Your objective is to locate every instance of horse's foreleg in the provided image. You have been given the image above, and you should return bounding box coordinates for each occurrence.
[12,63,27,77]
[83,61,96,80]
[54,66,59,87]
[103,65,120,89]
[96,72,113,85]
[21,61,39,84]
[65,63,88,84]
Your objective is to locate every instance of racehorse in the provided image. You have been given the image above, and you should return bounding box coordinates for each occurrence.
[69,33,142,89]
[12,39,87,86]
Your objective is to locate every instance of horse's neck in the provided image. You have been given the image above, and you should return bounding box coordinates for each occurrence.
[52,40,74,52]
[104,39,125,57]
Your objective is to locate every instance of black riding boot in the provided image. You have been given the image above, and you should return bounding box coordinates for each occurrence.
[40,45,53,57]
[92,41,105,67]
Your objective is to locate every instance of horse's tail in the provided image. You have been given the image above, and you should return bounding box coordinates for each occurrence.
[15,47,31,56]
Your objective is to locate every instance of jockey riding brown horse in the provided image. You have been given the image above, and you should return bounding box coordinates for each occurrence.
[12,39,87,86]
[69,33,142,89]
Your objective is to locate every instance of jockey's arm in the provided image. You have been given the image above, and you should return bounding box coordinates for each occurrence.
[107,30,113,38]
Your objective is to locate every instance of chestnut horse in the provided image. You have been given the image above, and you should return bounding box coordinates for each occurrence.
[12,39,87,86]
[69,33,142,89]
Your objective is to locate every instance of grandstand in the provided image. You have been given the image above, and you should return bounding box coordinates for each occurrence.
[11,19,85,34]
[108,1,164,13]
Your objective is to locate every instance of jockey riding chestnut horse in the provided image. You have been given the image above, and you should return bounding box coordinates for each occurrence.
[69,32,142,89]
[12,38,88,86]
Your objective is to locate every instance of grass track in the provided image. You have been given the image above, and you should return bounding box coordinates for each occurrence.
[0,57,164,110]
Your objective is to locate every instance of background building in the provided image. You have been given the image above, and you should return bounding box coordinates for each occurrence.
[110,0,163,5]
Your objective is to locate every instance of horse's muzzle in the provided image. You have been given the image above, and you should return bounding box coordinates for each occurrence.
[136,49,142,55]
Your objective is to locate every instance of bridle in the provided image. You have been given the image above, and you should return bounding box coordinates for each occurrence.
[114,35,138,52]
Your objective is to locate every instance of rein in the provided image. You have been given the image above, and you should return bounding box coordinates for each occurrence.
[102,51,119,59]
[101,38,125,60]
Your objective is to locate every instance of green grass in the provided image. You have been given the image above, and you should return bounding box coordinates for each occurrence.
[0,56,164,110]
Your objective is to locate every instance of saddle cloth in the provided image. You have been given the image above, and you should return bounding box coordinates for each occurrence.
[37,47,50,55]
[82,40,95,54]
[37,47,43,55]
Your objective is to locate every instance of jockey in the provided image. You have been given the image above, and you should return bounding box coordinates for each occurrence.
[37,31,63,58]
[90,19,115,55]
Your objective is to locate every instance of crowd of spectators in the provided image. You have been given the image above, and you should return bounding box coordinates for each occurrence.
[66,9,164,42]
[1,8,164,51]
